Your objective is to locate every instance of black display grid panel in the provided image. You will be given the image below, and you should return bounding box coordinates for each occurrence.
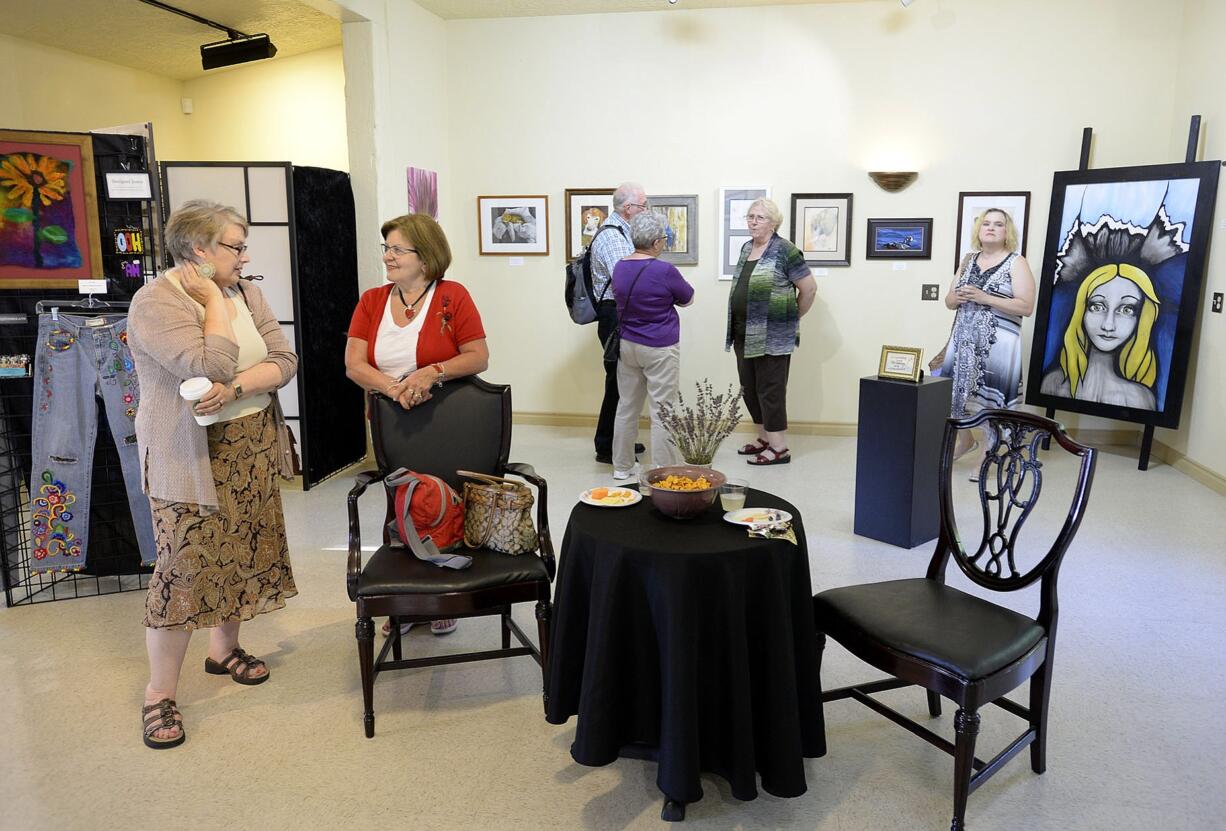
[0,132,156,606]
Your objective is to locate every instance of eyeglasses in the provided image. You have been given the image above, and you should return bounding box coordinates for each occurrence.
[744,214,772,224]
[218,242,248,256]
[627,202,649,211]
[380,243,418,257]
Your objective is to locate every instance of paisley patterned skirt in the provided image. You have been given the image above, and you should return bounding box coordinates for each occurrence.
[143,406,297,630]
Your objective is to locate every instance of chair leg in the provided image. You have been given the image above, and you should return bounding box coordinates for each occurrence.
[928,690,943,718]
[536,597,552,701]
[356,617,376,738]
[951,708,981,831]
[391,616,403,662]
[501,607,512,650]
[1029,657,1055,774]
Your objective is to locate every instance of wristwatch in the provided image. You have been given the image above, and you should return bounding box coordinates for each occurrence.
[232,382,244,400]
[431,362,446,387]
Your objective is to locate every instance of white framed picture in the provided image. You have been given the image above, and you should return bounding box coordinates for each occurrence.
[954,191,1030,272]
[719,186,770,279]
[477,195,549,256]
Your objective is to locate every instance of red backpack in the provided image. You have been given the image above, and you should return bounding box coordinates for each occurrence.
[384,468,471,569]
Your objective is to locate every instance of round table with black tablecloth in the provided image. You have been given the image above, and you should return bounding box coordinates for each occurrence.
[545,486,825,809]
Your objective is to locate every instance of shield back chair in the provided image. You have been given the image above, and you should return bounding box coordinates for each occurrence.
[814,409,1096,830]
[346,378,554,738]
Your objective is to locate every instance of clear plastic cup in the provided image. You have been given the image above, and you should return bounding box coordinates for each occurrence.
[719,478,748,511]
[179,377,220,426]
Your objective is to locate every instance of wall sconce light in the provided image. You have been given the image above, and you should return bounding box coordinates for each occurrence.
[868,171,918,192]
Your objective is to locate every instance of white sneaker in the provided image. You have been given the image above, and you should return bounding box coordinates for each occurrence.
[612,468,634,481]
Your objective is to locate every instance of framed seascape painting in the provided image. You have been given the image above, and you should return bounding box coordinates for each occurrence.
[866,218,932,259]
[564,188,614,260]
[791,192,852,267]
[649,194,698,266]
[0,129,103,288]
[1025,161,1220,428]
[954,191,1030,272]
[407,166,438,218]
[477,195,549,256]
[719,186,770,279]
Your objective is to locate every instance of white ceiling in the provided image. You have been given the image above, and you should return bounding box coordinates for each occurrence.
[25,0,865,81]
[413,0,862,21]
[21,0,342,81]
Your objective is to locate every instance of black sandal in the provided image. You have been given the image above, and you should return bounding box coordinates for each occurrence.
[737,438,770,456]
[142,698,185,749]
[748,447,791,466]
[204,647,270,686]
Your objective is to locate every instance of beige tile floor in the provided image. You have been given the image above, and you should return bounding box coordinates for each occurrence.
[2,424,1224,830]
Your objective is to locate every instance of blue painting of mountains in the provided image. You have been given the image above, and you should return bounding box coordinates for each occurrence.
[875,226,924,250]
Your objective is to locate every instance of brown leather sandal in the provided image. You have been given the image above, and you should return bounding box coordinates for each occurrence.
[204,647,270,686]
[737,438,770,456]
[748,446,791,466]
[142,698,185,749]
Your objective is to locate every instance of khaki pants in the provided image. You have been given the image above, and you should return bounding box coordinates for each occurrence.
[613,340,681,473]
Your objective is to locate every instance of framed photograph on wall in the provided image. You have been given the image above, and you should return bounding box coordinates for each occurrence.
[954,191,1030,271]
[0,129,103,288]
[866,217,932,260]
[564,188,614,260]
[477,195,549,256]
[649,194,698,266]
[791,192,853,267]
[1025,161,1220,429]
[719,186,770,279]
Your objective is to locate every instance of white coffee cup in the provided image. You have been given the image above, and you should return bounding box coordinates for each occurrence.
[179,377,220,426]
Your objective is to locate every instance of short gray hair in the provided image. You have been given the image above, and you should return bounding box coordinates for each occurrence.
[748,197,783,232]
[164,200,247,263]
[612,181,645,212]
[630,210,669,250]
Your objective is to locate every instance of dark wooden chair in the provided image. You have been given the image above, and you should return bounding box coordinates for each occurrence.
[815,409,1096,830]
[346,378,554,738]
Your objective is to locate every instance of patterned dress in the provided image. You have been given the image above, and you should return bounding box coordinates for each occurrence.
[940,252,1023,417]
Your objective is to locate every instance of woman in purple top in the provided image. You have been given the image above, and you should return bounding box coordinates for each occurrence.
[610,211,695,478]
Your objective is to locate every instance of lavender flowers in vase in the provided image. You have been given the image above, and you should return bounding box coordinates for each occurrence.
[657,380,743,467]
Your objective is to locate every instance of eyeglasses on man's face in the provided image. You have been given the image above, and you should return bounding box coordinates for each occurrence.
[380,243,418,257]
[218,242,248,257]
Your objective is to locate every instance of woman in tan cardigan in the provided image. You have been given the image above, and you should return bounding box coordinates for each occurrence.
[128,200,298,749]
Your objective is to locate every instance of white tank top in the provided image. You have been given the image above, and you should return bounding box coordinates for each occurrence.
[373,282,435,378]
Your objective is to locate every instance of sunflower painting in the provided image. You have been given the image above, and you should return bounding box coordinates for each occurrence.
[0,130,102,288]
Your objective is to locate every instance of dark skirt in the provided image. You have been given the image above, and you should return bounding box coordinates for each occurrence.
[143,406,297,630]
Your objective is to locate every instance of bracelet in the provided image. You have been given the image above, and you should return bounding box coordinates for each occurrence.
[431,362,446,387]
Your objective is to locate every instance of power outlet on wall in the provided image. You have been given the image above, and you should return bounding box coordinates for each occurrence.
[1213,292,1223,313]
[922,284,940,301]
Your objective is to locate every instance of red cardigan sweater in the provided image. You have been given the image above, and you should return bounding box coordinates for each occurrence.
[348,280,485,370]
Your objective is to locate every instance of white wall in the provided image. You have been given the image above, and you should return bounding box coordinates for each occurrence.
[1168,0,1226,478]
[177,47,349,171]
[440,0,1187,434]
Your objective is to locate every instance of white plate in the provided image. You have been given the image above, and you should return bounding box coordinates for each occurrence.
[723,508,792,527]
[579,487,643,508]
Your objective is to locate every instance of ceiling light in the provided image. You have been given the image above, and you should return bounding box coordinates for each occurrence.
[136,0,278,71]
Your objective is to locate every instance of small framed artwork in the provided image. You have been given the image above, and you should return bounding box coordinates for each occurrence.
[791,193,853,266]
[866,218,933,260]
[954,191,1030,271]
[878,345,924,382]
[719,186,770,279]
[564,188,614,260]
[0,129,104,288]
[477,195,549,256]
[649,194,699,266]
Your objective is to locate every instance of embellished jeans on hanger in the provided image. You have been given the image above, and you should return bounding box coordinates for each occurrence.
[29,312,156,574]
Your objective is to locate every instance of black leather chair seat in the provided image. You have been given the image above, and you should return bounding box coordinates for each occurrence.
[815,578,1044,681]
[357,545,549,596]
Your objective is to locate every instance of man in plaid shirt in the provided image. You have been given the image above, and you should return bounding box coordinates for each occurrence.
[591,182,649,464]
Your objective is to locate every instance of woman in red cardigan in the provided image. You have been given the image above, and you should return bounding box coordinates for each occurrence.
[345,213,489,637]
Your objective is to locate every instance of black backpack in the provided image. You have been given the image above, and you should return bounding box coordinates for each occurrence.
[564,225,626,325]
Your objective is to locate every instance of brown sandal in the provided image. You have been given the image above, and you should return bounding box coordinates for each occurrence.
[204,647,270,686]
[737,438,770,456]
[142,698,185,749]
[748,447,791,466]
